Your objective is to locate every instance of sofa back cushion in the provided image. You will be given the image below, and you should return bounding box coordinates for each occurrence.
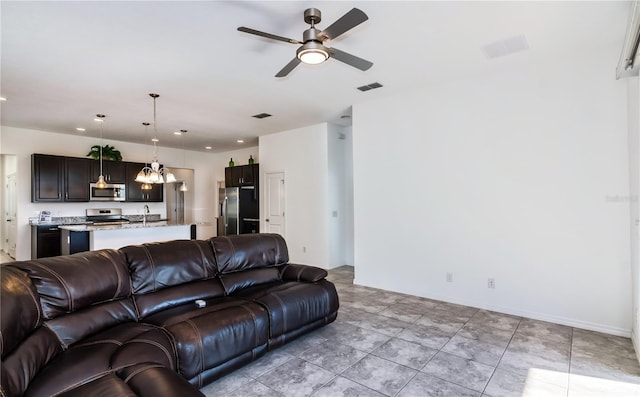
[13,249,131,320]
[12,249,137,348]
[121,240,224,318]
[221,267,282,295]
[210,234,289,274]
[1,266,42,358]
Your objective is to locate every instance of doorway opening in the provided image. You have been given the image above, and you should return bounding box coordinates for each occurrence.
[1,154,18,263]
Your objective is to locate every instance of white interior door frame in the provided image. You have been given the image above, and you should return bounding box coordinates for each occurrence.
[264,171,285,237]
[6,173,17,258]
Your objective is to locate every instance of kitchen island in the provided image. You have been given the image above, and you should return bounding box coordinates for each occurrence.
[59,221,195,253]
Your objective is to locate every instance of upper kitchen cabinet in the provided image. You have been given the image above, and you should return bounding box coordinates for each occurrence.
[65,157,91,201]
[125,162,163,202]
[90,159,126,183]
[225,164,258,187]
[32,154,90,202]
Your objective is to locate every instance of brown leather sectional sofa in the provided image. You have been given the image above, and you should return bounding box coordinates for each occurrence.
[0,234,339,397]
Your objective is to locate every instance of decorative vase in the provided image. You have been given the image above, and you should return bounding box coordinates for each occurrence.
[229,158,235,167]
[248,155,254,165]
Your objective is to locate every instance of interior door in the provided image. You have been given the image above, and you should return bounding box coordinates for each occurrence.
[264,172,285,235]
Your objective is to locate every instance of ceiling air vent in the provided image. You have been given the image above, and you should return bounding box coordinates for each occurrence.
[252,113,272,119]
[357,82,383,92]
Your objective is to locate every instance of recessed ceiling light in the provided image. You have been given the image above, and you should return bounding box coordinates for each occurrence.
[237,140,244,143]
[151,138,159,142]
[76,127,86,132]
[0,97,6,101]
[205,146,212,150]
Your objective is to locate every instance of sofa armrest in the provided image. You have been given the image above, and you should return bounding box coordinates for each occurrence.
[279,264,328,283]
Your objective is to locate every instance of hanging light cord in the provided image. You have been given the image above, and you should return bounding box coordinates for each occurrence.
[95,114,107,188]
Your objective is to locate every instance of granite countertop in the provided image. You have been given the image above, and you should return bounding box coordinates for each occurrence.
[58,221,193,232]
[30,214,163,226]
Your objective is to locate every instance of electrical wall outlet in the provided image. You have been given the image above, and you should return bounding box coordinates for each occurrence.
[446,272,453,282]
[488,278,496,289]
[302,246,307,253]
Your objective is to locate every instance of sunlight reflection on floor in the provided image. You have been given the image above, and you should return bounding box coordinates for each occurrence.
[523,368,640,397]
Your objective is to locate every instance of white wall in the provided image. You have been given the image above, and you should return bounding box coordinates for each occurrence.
[343,126,355,268]
[629,75,640,355]
[259,123,330,267]
[258,122,350,269]
[0,126,257,259]
[353,46,632,336]
[327,123,347,268]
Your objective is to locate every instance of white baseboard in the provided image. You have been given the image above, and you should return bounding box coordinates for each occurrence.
[634,330,640,364]
[352,277,632,338]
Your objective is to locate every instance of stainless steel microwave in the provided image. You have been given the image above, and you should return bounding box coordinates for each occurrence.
[89,183,126,201]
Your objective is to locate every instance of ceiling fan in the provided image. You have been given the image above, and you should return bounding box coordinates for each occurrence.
[238,7,373,77]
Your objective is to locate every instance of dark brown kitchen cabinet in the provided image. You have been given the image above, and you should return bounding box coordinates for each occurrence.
[90,159,126,183]
[32,154,90,202]
[65,157,91,201]
[31,225,61,259]
[225,164,258,187]
[125,162,163,202]
[32,154,63,202]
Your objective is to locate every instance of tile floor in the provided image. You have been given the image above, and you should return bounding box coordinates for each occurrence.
[201,266,640,397]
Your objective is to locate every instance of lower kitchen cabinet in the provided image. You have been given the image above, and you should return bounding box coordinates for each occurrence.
[31,225,61,259]
[61,229,90,255]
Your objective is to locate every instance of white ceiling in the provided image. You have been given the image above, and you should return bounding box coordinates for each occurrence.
[0,1,631,153]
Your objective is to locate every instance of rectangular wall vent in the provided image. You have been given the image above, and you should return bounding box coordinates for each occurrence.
[357,82,384,92]
[252,113,272,119]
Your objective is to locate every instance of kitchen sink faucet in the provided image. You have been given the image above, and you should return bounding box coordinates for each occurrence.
[143,204,150,226]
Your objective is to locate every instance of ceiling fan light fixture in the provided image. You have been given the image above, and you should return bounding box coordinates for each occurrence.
[297,42,329,65]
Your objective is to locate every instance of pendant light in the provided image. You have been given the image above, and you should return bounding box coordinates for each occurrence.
[179,129,188,192]
[95,114,107,189]
[135,93,176,184]
[140,122,152,190]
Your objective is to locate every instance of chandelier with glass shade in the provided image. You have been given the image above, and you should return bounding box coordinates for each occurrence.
[135,93,176,184]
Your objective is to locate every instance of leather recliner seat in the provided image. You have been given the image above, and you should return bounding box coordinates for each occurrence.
[0,233,339,397]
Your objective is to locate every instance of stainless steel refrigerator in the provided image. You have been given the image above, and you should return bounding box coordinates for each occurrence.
[218,187,259,236]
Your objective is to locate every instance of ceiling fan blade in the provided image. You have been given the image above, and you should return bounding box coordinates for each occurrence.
[275,57,301,77]
[319,8,368,41]
[327,47,373,71]
[238,27,302,45]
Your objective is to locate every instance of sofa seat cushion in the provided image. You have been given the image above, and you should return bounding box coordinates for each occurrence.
[235,280,340,346]
[37,367,204,397]
[144,297,269,383]
[54,374,139,397]
[23,323,175,397]
[117,364,205,397]
[1,327,63,397]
